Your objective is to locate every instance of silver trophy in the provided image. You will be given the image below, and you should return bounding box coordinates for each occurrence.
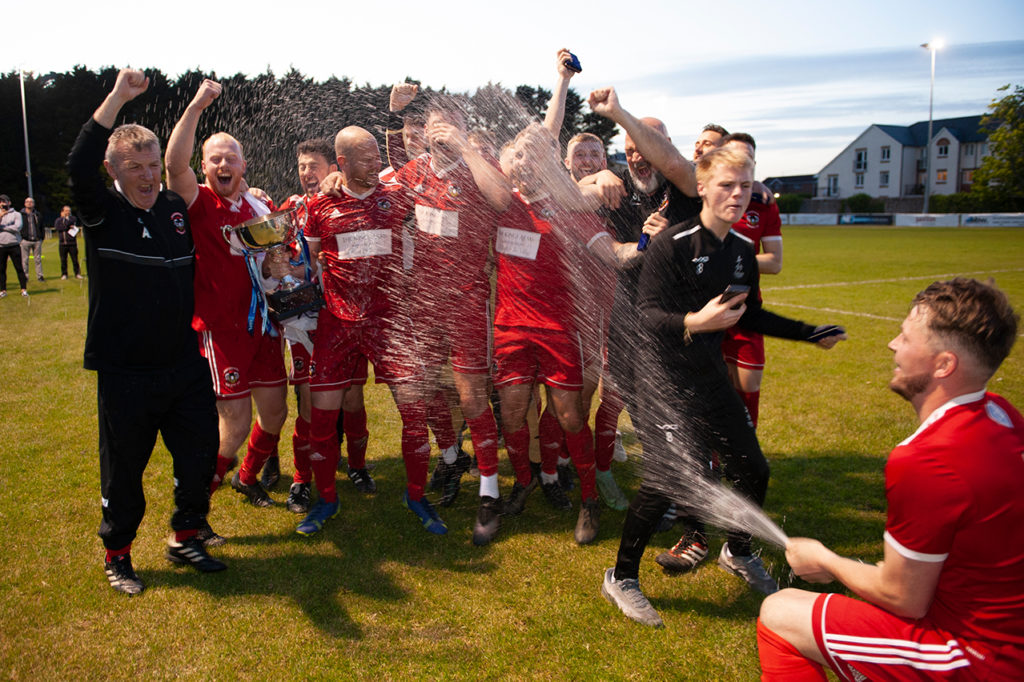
[222,207,323,322]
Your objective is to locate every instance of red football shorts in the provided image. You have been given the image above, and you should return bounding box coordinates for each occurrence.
[287,338,312,385]
[309,310,420,391]
[722,327,765,370]
[811,592,1020,681]
[199,327,287,399]
[493,325,584,391]
[411,287,491,374]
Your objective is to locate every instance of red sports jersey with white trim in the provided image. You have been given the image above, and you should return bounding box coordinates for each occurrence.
[731,199,781,254]
[494,192,608,332]
[395,154,497,296]
[190,185,274,332]
[304,184,412,322]
[884,390,1024,649]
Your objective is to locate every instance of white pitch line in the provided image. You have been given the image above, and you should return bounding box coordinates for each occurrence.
[767,301,902,322]
[763,268,1024,293]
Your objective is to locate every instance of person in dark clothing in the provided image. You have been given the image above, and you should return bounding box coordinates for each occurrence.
[68,68,226,596]
[54,205,83,279]
[19,197,45,282]
[600,146,846,627]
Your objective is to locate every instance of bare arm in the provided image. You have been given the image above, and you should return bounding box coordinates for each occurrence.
[757,238,782,274]
[542,48,576,139]
[165,79,222,207]
[786,537,943,619]
[92,69,149,129]
[432,122,511,212]
[588,87,697,197]
[577,169,626,210]
[386,83,418,170]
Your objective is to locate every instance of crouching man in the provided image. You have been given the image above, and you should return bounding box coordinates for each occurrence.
[759,278,1024,680]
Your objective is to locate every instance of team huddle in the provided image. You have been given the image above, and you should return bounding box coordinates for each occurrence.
[70,51,1023,680]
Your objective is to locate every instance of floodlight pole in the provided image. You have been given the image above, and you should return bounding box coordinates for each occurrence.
[19,66,34,199]
[921,42,940,214]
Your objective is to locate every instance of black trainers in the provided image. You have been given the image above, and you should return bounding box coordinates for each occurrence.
[541,480,573,511]
[557,461,575,492]
[105,554,145,595]
[287,482,312,513]
[166,536,227,573]
[347,467,377,494]
[230,471,273,507]
[196,521,226,548]
[503,481,532,516]
[655,537,709,574]
[429,445,458,491]
[472,495,503,546]
[575,498,601,545]
[439,448,472,507]
[260,455,281,490]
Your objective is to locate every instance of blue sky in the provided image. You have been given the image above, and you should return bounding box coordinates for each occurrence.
[5,0,1023,180]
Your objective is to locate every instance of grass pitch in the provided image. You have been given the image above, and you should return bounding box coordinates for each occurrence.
[1,226,1021,680]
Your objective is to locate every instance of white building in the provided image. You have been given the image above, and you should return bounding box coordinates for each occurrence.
[815,115,987,201]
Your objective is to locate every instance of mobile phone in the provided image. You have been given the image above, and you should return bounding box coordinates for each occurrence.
[720,284,750,309]
[637,233,650,251]
[563,52,582,73]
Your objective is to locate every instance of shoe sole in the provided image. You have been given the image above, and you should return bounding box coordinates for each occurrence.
[166,549,227,573]
[717,556,779,595]
[655,552,707,574]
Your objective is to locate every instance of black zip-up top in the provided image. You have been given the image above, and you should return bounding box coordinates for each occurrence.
[638,216,815,385]
[68,118,202,373]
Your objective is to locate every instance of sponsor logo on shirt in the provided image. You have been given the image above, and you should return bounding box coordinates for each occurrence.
[692,255,709,274]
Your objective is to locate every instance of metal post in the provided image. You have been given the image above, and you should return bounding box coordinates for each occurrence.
[19,67,34,199]
[920,41,941,214]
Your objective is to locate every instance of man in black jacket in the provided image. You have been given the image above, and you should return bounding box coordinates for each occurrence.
[600,146,846,627]
[68,68,226,596]
[54,205,83,279]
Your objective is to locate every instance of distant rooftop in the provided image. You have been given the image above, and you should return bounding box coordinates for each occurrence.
[875,115,986,146]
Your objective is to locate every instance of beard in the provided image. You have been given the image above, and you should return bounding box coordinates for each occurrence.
[629,165,663,195]
[889,371,930,402]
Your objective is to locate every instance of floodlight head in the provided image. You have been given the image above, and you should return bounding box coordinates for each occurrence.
[921,38,945,51]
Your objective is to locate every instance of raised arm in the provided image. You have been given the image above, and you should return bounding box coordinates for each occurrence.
[386,83,419,170]
[588,87,697,197]
[431,120,511,212]
[92,69,149,129]
[165,79,222,206]
[543,48,577,139]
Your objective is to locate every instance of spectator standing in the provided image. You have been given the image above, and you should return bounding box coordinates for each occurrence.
[0,194,28,297]
[54,205,84,279]
[20,197,45,282]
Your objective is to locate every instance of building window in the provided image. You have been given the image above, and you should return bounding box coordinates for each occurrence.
[937,137,950,158]
[854,148,867,171]
[962,169,974,184]
[855,173,864,187]
[827,175,839,197]
[936,169,948,184]
[964,143,975,156]
[880,146,890,162]
[879,171,889,187]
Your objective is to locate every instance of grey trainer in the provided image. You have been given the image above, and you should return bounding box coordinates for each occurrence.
[717,544,779,595]
[601,567,664,627]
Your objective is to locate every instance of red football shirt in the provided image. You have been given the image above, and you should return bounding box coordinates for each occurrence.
[494,192,609,332]
[731,199,782,255]
[884,390,1024,649]
[304,184,412,322]
[395,154,497,297]
[189,185,274,332]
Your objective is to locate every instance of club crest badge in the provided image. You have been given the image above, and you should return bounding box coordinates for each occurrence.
[223,367,240,387]
[745,211,759,226]
[448,184,462,199]
[171,212,186,234]
[377,198,392,211]
[540,207,555,219]
[293,357,305,374]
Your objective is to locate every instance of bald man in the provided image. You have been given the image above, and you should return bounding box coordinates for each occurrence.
[166,79,288,536]
[288,126,439,536]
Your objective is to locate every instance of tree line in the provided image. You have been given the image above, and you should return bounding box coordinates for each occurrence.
[0,66,618,222]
